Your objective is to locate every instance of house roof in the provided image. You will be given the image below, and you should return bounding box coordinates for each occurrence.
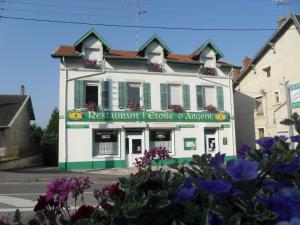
[138,34,173,55]
[0,95,35,127]
[190,39,225,60]
[234,13,300,87]
[51,31,239,68]
[73,28,111,49]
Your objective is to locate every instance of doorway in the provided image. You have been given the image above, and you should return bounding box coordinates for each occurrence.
[125,130,144,167]
[204,128,218,154]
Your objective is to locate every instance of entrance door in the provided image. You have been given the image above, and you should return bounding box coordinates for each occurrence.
[126,135,144,167]
[204,129,218,154]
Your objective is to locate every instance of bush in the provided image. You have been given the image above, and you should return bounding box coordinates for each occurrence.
[10,113,300,225]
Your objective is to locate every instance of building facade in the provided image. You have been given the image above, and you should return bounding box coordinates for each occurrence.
[52,30,239,170]
[0,86,35,158]
[234,14,300,149]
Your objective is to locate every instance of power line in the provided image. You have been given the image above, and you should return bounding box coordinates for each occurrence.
[1,15,291,31]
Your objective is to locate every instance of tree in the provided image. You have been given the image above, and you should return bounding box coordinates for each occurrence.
[41,108,59,145]
[30,123,43,146]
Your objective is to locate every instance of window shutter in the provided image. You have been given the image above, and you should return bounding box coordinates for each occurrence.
[216,86,224,111]
[182,84,190,110]
[160,83,169,109]
[196,86,204,109]
[143,83,151,109]
[101,80,109,109]
[74,80,85,108]
[118,82,127,109]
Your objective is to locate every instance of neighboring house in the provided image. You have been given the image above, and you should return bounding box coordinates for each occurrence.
[52,29,240,170]
[0,86,35,158]
[234,13,300,149]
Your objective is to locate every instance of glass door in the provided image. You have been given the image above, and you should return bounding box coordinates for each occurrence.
[125,135,144,167]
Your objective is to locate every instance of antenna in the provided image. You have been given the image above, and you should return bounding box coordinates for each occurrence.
[135,0,147,50]
[272,0,290,14]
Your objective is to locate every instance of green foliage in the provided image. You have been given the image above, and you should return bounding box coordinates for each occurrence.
[30,123,43,146]
[41,108,59,145]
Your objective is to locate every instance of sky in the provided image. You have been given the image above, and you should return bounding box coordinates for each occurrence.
[0,0,299,128]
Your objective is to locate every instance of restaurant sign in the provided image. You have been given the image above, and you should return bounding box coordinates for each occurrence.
[67,111,230,122]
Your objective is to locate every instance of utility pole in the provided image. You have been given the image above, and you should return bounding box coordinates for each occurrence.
[134,0,146,50]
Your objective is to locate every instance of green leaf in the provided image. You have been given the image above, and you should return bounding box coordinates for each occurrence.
[28,218,39,225]
[119,177,130,188]
[74,219,91,225]
[156,199,171,209]
[228,214,241,225]
[137,196,149,208]
[14,209,21,224]
[125,208,139,218]
[156,190,169,198]
[280,118,295,125]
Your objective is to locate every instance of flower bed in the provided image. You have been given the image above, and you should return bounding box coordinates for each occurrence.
[7,113,300,225]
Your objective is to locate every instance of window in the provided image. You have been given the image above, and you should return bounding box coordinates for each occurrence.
[258,128,264,139]
[274,91,280,104]
[256,97,263,116]
[169,84,182,106]
[127,83,141,105]
[94,130,118,155]
[85,85,98,105]
[204,86,215,107]
[263,66,271,78]
[150,130,172,153]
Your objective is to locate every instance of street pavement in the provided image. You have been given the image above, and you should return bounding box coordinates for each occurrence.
[0,167,131,223]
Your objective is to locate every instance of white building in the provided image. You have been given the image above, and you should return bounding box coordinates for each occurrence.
[52,29,240,170]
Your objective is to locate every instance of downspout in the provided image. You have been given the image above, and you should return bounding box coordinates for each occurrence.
[63,56,68,170]
[228,67,237,155]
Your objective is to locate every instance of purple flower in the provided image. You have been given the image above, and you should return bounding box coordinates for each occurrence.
[290,135,300,143]
[237,145,251,159]
[273,156,300,176]
[209,152,225,171]
[175,177,196,202]
[199,179,232,194]
[277,217,300,225]
[256,137,276,150]
[266,195,300,221]
[226,159,259,182]
[263,179,285,193]
[280,187,300,202]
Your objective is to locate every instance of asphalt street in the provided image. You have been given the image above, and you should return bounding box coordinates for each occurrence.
[0,167,120,224]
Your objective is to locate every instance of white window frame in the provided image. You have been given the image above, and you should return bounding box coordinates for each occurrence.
[273,90,280,105]
[85,48,101,61]
[263,66,271,78]
[149,129,174,154]
[168,84,182,106]
[92,129,121,157]
[255,96,264,117]
[127,82,142,107]
[203,85,216,108]
[85,81,100,106]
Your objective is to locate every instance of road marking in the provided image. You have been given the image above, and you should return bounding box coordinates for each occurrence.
[0,206,81,213]
[0,192,94,196]
[0,196,36,208]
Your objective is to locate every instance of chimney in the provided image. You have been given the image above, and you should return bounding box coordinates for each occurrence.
[20,85,25,96]
[232,69,241,80]
[243,56,251,69]
[278,16,286,28]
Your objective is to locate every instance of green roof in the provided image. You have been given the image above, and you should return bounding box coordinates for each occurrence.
[138,34,173,54]
[73,28,111,49]
[191,39,224,59]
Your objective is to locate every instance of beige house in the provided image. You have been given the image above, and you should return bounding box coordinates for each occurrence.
[0,86,35,158]
[234,13,300,149]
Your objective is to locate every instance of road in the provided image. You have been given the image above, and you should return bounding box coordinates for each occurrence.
[0,168,120,223]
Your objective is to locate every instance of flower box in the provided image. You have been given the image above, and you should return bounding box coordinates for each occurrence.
[201,66,216,75]
[205,104,217,113]
[168,104,184,113]
[148,62,164,72]
[127,102,141,111]
[84,59,101,69]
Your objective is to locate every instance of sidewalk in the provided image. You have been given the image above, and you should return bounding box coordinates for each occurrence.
[0,167,123,183]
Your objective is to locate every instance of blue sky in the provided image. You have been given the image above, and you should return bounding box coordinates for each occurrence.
[0,0,299,127]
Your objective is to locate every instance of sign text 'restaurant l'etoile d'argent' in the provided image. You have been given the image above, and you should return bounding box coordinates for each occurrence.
[67,110,230,123]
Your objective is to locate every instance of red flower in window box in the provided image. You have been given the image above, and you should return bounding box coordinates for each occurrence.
[169,105,184,113]
[85,102,98,111]
[84,59,98,68]
[205,104,217,113]
[202,67,216,75]
[127,102,141,111]
[148,63,163,72]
